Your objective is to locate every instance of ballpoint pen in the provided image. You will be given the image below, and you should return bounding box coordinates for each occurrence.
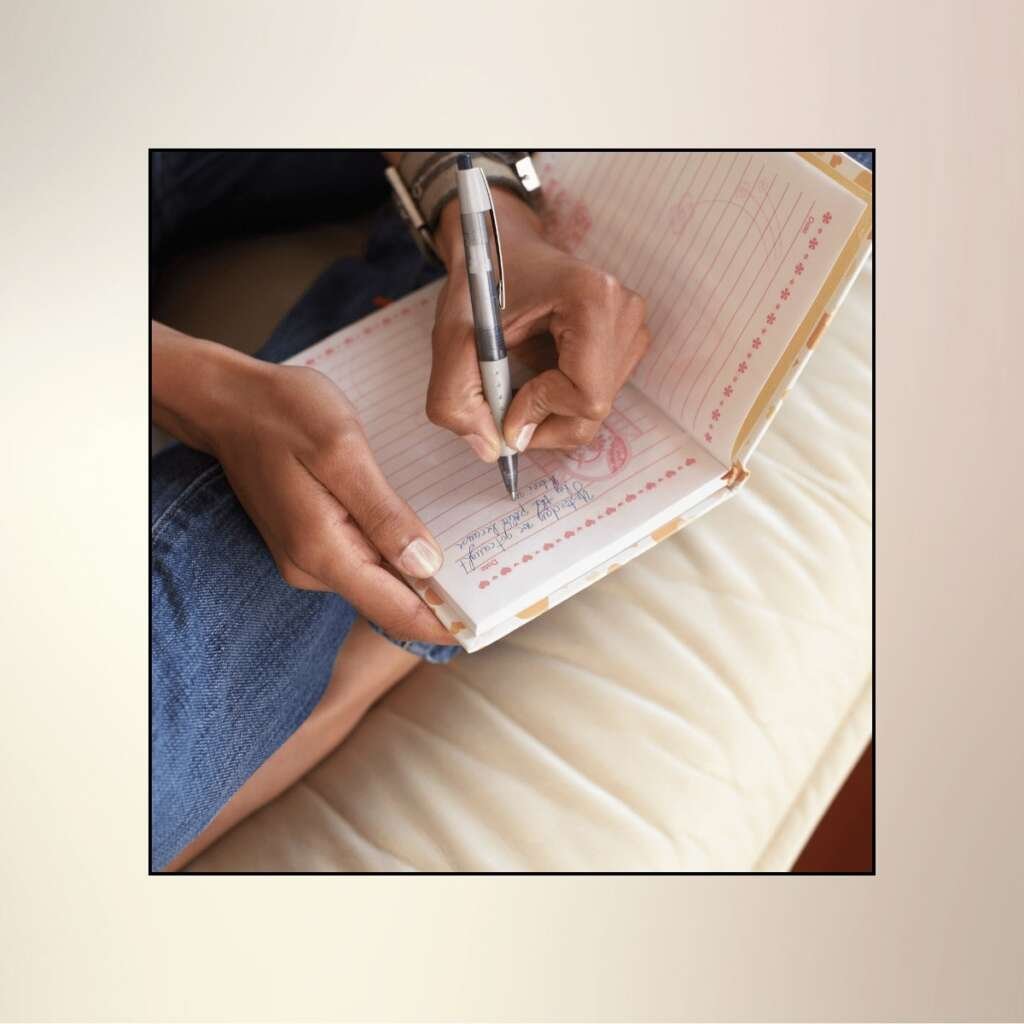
[455,153,519,501]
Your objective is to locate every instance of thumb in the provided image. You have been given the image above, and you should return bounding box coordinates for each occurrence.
[502,368,606,451]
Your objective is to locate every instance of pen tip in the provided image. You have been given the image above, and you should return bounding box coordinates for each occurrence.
[457,153,472,171]
[498,453,519,502]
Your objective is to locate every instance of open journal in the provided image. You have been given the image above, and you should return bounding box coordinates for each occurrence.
[287,152,873,651]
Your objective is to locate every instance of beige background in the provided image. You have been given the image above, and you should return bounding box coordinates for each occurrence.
[0,0,1021,1020]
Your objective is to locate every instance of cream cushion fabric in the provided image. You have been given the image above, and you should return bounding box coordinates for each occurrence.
[190,261,873,873]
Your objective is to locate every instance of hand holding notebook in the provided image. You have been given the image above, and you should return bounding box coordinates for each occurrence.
[149,326,454,643]
[288,151,873,651]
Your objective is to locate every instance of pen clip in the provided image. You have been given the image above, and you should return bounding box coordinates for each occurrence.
[478,170,506,309]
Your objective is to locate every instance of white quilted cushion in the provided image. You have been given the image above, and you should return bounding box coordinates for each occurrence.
[189,261,873,873]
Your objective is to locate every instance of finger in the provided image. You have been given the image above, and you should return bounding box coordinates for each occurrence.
[543,271,641,401]
[235,450,451,643]
[623,322,652,378]
[349,564,456,644]
[284,506,454,643]
[529,324,649,451]
[501,315,647,452]
[529,415,603,451]
[502,368,612,452]
[309,428,445,579]
[426,320,502,459]
[320,525,454,643]
[377,563,461,645]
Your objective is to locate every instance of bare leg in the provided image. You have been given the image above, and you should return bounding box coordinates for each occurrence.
[164,617,420,871]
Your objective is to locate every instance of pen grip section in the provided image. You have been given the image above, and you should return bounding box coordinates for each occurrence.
[479,357,516,457]
[479,357,512,420]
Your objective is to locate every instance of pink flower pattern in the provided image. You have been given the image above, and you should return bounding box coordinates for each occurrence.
[701,199,832,444]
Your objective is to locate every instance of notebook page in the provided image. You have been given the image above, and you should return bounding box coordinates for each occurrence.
[534,151,868,464]
[455,470,739,653]
[287,283,726,634]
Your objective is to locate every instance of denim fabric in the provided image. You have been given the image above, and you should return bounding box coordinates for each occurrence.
[845,150,874,170]
[151,153,460,870]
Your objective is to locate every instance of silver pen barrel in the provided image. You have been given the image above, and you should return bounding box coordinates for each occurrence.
[455,154,519,500]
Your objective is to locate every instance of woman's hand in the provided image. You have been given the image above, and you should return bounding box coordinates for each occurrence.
[428,188,650,459]
[152,323,452,644]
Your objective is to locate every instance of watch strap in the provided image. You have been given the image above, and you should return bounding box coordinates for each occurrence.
[397,151,532,231]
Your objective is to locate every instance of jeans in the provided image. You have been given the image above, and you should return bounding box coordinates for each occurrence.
[151,153,461,871]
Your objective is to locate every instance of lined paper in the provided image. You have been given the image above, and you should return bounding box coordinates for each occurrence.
[535,152,867,463]
[288,283,726,633]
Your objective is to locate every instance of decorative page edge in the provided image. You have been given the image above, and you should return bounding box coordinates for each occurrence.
[731,152,873,466]
[431,482,740,653]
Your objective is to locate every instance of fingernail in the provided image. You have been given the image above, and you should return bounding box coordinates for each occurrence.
[463,433,499,463]
[399,538,443,577]
[513,423,537,452]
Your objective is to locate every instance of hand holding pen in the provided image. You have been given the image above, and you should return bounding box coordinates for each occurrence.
[426,157,651,474]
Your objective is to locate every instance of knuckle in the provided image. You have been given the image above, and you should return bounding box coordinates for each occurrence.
[635,325,652,356]
[279,364,319,390]
[589,269,626,306]
[529,377,550,411]
[532,372,561,412]
[322,417,363,457]
[624,288,646,320]
[591,268,621,294]
[568,419,600,445]
[337,415,364,442]
[424,391,456,429]
[384,602,423,641]
[579,394,612,421]
[359,495,404,544]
